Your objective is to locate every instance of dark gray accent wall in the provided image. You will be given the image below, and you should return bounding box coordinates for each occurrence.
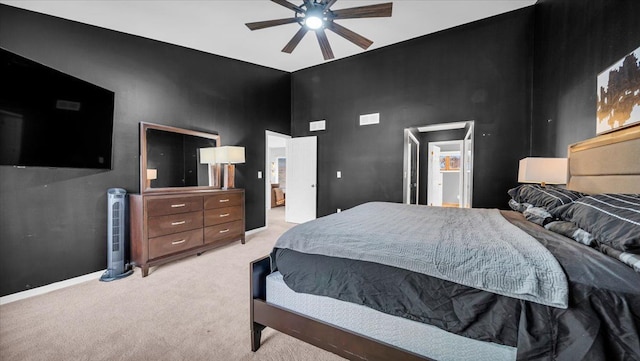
[0,5,290,296]
[532,0,640,155]
[291,8,535,216]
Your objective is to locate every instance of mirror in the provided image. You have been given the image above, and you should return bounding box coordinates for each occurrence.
[140,122,220,193]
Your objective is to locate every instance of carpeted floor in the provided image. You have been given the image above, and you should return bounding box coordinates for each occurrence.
[0,207,344,361]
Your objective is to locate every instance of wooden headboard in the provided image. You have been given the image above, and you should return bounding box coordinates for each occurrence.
[567,124,640,194]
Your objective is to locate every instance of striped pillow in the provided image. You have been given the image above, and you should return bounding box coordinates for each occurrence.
[599,244,640,273]
[551,194,640,254]
[508,185,585,210]
[544,221,596,246]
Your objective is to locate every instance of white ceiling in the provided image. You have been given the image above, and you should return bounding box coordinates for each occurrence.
[0,0,536,72]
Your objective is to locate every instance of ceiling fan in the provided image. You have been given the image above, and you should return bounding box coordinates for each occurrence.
[245,0,393,60]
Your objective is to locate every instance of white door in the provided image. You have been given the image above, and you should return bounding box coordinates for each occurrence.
[285,136,317,223]
[427,144,443,206]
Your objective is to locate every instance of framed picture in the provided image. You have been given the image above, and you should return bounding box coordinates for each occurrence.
[448,155,460,170]
[596,46,640,134]
[439,154,461,171]
[439,155,447,170]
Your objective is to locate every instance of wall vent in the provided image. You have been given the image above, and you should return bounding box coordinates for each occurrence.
[309,120,326,131]
[359,113,380,126]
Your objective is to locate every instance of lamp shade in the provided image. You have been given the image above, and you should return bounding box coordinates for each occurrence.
[146,168,157,180]
[518,157,568,185]
[215,146,245,164]
[199,147,217,164]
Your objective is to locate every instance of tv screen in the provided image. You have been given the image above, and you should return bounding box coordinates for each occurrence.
[0,48,115,169]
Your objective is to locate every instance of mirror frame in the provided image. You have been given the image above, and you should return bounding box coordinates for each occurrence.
[140,122,221,194]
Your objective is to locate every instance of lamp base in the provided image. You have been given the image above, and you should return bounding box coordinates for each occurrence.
[208,164,221,188]
[223,164,236,189]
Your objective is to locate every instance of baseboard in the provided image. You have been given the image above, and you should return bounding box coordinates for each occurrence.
[0,269,105,305]
[246,226,267,236]
[1,228,268,305]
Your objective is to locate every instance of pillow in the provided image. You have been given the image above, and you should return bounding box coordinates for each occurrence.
[599,244,640,273]
[523,207,553,226]
[544,221,596,246]
[508,199,531,213]
[507,184,585,210]
[550,194,640,254]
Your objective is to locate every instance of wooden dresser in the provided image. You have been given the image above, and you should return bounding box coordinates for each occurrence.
[130,189,245,277]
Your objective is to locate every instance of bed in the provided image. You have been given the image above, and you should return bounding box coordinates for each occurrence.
[250,124,640,361]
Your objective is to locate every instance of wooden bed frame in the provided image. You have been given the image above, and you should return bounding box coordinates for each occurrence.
[250,124,640,360]
[250,255,431,360]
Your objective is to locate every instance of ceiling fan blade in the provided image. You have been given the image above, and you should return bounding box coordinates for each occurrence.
[315,29,334,60]
[271,0,303,13]
[323,0,338,11]
[245,18,300,31]
[327,22,373,50]
[282,27,309,53]
[332,2,393,19]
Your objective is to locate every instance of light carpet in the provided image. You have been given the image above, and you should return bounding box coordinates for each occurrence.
[0,207,344,361]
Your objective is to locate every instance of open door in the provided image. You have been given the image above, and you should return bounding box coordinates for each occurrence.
[285,136,317,223]
[427,144,443,206]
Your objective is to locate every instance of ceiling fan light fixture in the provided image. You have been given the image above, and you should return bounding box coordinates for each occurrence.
[246,1,393,60]
[304,14,324,30]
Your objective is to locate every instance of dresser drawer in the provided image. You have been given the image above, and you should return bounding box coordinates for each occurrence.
[204,206,242,227]
[148,228,203,260]
[204,193,242,209]
[204,220,243,245]
[148,211,203,238]
[147,196,203,217]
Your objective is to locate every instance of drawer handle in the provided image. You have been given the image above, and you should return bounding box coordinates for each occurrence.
[171,239,187,245]
[171,203,186,208]
[171,220,186,226]
[219,229,230,234]
[219,199,230,203]
[219,213,230,218]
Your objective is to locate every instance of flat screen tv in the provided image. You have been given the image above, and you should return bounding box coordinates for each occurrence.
[0,48,115,169]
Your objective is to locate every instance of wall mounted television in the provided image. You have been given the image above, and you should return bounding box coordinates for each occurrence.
[0,48,115,169]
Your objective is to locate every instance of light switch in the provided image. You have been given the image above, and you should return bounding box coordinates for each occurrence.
[337,171,342,178]
[337,208,341,213]
[258,171,262,179]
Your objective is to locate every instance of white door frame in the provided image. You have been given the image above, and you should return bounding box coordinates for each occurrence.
[463,124,474,208]
[404,131,420,204]
[265,130,291,227]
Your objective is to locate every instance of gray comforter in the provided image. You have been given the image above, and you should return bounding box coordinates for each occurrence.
[274,202,568,308]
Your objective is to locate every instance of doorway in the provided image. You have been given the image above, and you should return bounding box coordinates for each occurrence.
[265,130,290,227]
[403,121,474,208]
[428,140,463,207]
[265,131,318,227]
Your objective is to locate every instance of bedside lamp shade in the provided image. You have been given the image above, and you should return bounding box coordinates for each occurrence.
[518,157,568,186]
[215,146,245,164]
[146,169,157,180]
[200,147,217,164]
[214,146,245,189]
[199,147,220,188]
[145,168,157,188]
